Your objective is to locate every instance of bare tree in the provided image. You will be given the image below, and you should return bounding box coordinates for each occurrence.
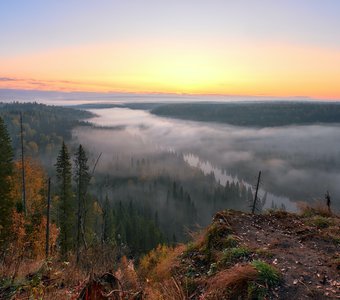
[20,112,26,215]
[251,171,262,214]
[45,178,51,258]
[325,190,331,213]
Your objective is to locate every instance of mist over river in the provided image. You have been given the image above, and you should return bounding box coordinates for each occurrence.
[73,106,340,212]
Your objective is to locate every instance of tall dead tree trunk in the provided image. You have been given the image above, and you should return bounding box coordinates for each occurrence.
[325,190,331,214]
[76,170,82,264]
[20,112,26,215]
[252,171,261,214]
[45,178,51,258]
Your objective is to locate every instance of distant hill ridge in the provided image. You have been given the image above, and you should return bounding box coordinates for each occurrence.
[151,102,340,127]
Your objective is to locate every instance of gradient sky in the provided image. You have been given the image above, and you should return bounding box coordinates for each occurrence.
[1,0,340,99]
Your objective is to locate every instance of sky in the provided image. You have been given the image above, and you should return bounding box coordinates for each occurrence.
[0,0,340,99]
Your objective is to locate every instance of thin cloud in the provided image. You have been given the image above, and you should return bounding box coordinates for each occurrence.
[0,77,17,81]
[0,77,84,91]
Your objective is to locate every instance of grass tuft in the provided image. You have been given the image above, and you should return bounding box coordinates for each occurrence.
[202,264,258,299]
[309,216,332,229]
[255,248,275,258]
[251,260,281,287]
[298,201,332,218]
[223,235,239,248]
[221,247,251,266]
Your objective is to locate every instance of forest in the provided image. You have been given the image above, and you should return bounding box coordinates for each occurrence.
[71,100,340,129]
[151,101,340,127]
[0,102,258,243]
[0,102,92,158]
[0,102,257,276]
[0,102,339,299]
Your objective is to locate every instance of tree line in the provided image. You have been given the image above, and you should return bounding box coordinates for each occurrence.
[0,115,165,269]
[0,102,92,158]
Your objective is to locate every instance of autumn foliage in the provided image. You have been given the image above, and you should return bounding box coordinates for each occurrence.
[10,158,46,215]
[1,157,59,282]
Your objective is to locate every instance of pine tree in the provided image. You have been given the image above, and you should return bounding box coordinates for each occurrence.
[172,181,177,198]
[102,195,114,244]
[55,141,74,257]
[74,144,90,263]
[0,117,14,243]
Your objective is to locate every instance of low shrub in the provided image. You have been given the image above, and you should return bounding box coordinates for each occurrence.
[309,216,332,229]
[251,260,281,287]
[221,247,251,265]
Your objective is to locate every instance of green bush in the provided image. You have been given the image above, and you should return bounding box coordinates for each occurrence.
[255,248,275,258]
[222,247,251,265]
[222,235,239,248]
[252,260,281,287]
[310,216,332,229]
[247,281,267,300]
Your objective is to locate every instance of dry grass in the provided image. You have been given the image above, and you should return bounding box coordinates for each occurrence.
[145,276,186,300]
[267,210,291,219]
[202,264,258,299]
[115,256,140,291]
[139,244,185,283]
[186,228,206,251]
[298,201,335,218]
[139,245,187,299]
[77,244,118,274]
[298,201,340,244]
[0,256,87,299]
[204,221,233,251]
[56,260,87,287]
[0,258,44,280]
[151,245,185,282]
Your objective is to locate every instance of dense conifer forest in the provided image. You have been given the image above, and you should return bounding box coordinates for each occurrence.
[151,102,340,127]
[0,102,92,157]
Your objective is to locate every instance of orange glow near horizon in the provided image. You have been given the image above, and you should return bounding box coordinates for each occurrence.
[1,39,340,99]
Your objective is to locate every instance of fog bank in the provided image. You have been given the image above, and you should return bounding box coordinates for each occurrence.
[73,107,340,211]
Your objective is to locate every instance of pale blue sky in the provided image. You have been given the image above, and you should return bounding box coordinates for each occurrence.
[1,0,340,57]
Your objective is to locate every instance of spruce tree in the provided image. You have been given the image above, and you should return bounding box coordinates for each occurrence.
[102,195,114,244]
[74,144,90,263]
[0,117,14,243]
[55,141,74,257]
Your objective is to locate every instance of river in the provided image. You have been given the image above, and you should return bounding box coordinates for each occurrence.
[73,106,340,212]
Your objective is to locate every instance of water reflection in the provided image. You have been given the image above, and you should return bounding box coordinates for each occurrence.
[183,153,297,212]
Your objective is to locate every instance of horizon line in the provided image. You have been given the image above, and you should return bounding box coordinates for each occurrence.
[1,87,340,102]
